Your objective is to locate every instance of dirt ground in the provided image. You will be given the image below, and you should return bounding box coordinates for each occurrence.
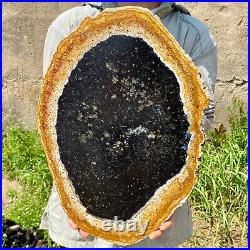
[2,177,22,210]
[181,213,248,248]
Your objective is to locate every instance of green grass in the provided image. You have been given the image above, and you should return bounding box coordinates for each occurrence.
[2,99,248,247]
[2,128,52,228]
[189,99,248,247]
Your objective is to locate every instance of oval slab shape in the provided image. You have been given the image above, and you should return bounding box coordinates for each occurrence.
[38,7,209,245]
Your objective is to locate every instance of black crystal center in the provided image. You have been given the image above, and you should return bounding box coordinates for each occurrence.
[56,35,190,221]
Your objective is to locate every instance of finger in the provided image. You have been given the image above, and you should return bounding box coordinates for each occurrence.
[79,229,89,240]
[168,214,175,222]
[149,230,163,240]
[159,220,172,231]
[159,214,174,231]
[68,219,78,230]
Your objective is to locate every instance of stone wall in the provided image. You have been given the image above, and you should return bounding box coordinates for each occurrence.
[2,2,248,130]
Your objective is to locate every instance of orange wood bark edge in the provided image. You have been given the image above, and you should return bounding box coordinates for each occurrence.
[37,7,209,245]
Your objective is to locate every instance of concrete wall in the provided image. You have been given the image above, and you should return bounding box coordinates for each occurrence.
[2,2,248,130]
[184,2,248,128]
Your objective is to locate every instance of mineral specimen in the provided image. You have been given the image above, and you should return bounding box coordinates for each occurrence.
[37,7,209,245]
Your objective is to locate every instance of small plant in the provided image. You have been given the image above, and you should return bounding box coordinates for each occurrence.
[7,189,18,200]
[2,234,7,248]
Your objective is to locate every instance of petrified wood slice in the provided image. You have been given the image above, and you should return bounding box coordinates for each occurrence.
[37,7,209,245]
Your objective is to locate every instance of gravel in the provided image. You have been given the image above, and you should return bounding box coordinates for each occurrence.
[2,217,55,248]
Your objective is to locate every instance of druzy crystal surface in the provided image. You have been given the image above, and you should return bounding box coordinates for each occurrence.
[56,35,190,221]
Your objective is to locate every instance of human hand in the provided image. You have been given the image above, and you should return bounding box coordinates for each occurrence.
[69,213,174,241]
[68,218,90,240]
[148,214,174,240]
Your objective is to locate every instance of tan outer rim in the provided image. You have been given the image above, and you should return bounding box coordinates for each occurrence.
[37,7,209,246]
